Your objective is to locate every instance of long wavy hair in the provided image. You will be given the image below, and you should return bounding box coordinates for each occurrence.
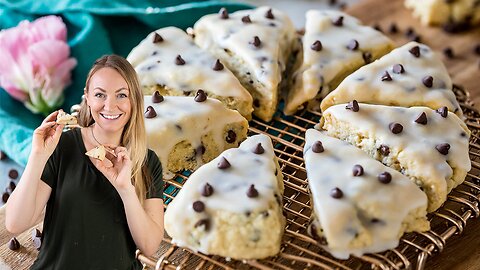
[78,54,151,205]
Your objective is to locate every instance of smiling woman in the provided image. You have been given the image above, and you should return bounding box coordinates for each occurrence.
[5,55,165,270]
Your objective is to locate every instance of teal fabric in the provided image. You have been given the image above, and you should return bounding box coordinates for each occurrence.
[0,0,252,166]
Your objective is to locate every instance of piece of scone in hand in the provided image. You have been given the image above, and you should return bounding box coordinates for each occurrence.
[320,102,471,212]
[304,129,429,259]
[321,42,463,118]
[127,27,253,120]
[194,6,298,122]
[56,110,78,125]
[85,145,107,161]
[144,91,248,179]
[164,134,285,260]
[284,10,394,115]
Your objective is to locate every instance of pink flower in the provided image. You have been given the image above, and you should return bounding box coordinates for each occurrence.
[0,16,77,115]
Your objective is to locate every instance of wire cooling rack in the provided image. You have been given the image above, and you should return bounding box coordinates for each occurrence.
[137,86,480,270]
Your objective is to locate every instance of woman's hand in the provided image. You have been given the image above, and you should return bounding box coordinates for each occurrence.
[93,145,134,194]
[31,110,64,158]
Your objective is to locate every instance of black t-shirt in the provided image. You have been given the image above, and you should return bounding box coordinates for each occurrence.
[30,128,163,270]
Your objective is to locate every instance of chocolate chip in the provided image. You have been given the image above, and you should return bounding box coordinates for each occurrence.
[414,112,428,125]
[310,223,328,245]
[253,99,260,107]
[347,39,359,51]
[332,16,344,26]
[474,44,480,55]
[194,219,210,231]
[443,47,454,58]
[192,201,205,212]
[211,59,224,71]
[241,15,251,23]
[409,34,421,42]
[409,46,420,57]
[152,33,163,43]
[373,24,382,32]
[339,3,348,10]
[194,89,207,102]
[311,40,323,51]
[265,8,274,19]
[183,91,191,96]
[312,141,324,153]
[9,181,16,192]
[253,143,265,154]
[152,91,164,103]
[389,123,403,134]
[8,237,20,250]
[436,143,450,155]
[329,0,337,5]
[219,7,229,19]
[405,27,415,37]
[352,165,364,176]
[32,228,42,239]
[389,23,398,34]
[379,145,390,156]
[202,183,214,197]
[392,64,405,74]
[362,52,372,64]
[8,169,18,180]
[2,192,9,203]
[460,132,467,137]
[195,145,205,155]
[217,157,231,169]
[381,71,392,81]
[0,151,7,160]
[175,55,185,65]
[226,130,236,143]
[422,76,433,88]
[33,237,42,250]
[144,106,157,118]
[246,184,259,198]
[371,218,381,223]
[250,36,261,48]
[436,106,448,118]
[330,187,343,199]
[378,172,392,184]
[346,100,360,112]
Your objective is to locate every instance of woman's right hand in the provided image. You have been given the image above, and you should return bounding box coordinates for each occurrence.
[31,110,64,158]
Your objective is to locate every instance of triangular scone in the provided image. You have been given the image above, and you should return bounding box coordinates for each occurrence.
[144,93,248,179]
[164,134,285,259]
[321,42,463,118]
[304,129,429,259]
[284,10,394,115]
[194,6,298,122]
[127,27,253,120]
[85,145,106,161]
[405,0,480,27]
[320,103,471,212]
[56,111,77,125]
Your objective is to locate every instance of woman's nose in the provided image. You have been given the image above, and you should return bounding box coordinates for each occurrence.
[104,96,117,110]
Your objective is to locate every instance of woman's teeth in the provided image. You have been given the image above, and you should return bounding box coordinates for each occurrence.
[101,114,121,120]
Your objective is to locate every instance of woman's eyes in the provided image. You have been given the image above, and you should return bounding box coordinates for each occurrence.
[94,93,105,98]
[94,93,128,98]
[118,93,128,98]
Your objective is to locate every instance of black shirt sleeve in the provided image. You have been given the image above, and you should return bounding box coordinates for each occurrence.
[146,149,164,199]
[40,133,64,189]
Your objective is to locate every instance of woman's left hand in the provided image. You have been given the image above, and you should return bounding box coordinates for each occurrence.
[93,145,134,193]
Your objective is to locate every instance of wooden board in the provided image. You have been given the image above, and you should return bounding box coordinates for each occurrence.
[346,0,480,109]
[345,1,480,270]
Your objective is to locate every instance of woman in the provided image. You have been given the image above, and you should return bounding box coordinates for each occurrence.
[5,55,164,269]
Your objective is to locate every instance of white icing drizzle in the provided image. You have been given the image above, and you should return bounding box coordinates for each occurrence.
[164,134,283,254]
[193,6,296,90]
[144,95,247,179]
[304,129,428,259]
[127,27,252,112]
[285,10,394,115]
[321,42,462,117]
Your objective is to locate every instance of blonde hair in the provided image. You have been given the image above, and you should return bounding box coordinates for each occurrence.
[78,54,151,205]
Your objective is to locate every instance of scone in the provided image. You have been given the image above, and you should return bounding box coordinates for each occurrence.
[405,0,480,30]
[194,6,298,122]
[56,110,78,125]
[127,27,253,120]
[85,145,106,161]
[144,91,248,179]
[321,42,463,118]
[283,10,394,115]
[164,134,285,259]
[304,129,429,259]
[320,103,471,212]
